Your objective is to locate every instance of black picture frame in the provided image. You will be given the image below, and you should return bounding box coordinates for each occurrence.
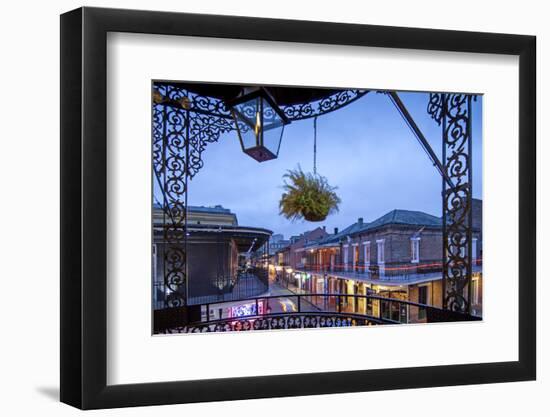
[60,6,536,410]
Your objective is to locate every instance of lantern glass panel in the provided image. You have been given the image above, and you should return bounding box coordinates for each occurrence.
[262,118,285,157]
[232,96,261,151]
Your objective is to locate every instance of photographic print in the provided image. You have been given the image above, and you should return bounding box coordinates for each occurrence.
[151,82,483,334]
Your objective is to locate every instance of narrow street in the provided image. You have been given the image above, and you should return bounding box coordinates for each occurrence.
[265,281,321,314]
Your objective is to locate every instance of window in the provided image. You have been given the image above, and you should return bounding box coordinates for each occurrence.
[363,241,371,266]
[418,285,428,304]
[410,237,420,263]
[316,277,325,293]
[376,239,385,264]
[418,285,428,320]
[472,238,478,264]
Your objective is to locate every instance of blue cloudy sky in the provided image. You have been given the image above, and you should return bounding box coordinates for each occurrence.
[160,91,482,239]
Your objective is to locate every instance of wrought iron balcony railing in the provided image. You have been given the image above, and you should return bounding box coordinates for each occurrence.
[154,267,269,309]
[294,260,482,283]
[156,292,480,334]
[177,313,379,333]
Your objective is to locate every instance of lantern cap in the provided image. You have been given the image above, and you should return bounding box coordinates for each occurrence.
[225,87,290,125]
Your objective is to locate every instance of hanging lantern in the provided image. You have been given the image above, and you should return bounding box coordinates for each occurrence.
[226,88,290,162]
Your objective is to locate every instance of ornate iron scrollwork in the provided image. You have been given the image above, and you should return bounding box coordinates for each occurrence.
[187,113,235,179]
[427,92,444,125]
[158,103,188,308]
[155,83,369,122]
[153,84,235,309]
[161,313,380,333]
[282,89,369,121]
[440,93,474,313]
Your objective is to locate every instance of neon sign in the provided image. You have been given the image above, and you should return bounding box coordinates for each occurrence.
[230,302,264,318]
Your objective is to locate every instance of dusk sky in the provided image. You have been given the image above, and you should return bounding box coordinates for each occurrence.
[155,90,482,239]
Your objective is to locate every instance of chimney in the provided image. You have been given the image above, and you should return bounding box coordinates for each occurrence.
[334,227,339,235]
[322,226,326,231]
[358,217,364,225]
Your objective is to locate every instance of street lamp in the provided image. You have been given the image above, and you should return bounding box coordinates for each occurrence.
[226,88,290,162]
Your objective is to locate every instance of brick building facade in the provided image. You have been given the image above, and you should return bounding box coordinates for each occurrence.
[273,199,483,321]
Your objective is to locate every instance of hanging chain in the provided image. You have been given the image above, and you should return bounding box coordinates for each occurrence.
[313,116,318,175]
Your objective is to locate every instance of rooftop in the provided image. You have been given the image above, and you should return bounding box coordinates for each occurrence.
[304,208,443,248]
[313,221,366,246]
[363,209,441,231]
[153,203,233,214]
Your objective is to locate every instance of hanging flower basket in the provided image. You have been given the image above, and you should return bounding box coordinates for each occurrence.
[279,167,341,222]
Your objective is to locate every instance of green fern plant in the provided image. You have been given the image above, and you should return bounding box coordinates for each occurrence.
[279,167,341,222]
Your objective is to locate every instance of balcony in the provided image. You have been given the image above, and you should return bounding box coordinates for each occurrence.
[158,292,481,334]
[153,267,270,310]
[295,261,482,285]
